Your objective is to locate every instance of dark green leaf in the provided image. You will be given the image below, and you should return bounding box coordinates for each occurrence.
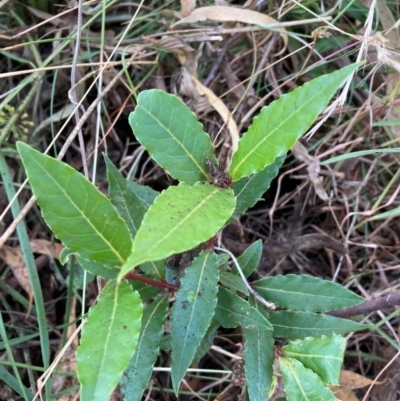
[171,251,219,393]
[234,240,263,277]
[280,357,335,401]
[215,287,272,330]
[253,275,364,312]
[219,271,249,295]
[231,155,285,220]
[140,260,166,280]
[121,296,168,401]
[282,334,346,385]
[118,183,236,279]
[243,328,274,401]
[129,89,216,184]
[77,256,118,280]
[192,320,219,365]
[105,155,148,238]
[129,280,163,302]
[77,281,142,401]
[17,142,133,267]
[267,311,367,340]
[229,63,361,181]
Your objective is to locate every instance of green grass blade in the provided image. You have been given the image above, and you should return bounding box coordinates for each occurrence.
[129,89,216,185]
[118,183,236,279]
[171,251,219,393]
[229,63,361,181]
[77,281,142,401]
[17,142,133,267]
[0,150,50,398]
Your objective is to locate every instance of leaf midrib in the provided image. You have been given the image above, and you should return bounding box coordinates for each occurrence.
[138,105,209,180]
[230,78,339,178]
[30,154,126,264]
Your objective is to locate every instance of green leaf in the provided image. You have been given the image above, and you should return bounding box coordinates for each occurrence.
[118,183,236,279]
[129,281,163,302]
[140,260,166,280]
[215,287,272,330]
[77,256,118,280]
[129,89,216,185]
[280,357,335,401]
[121,296,168,401]
[282,334,346,385]
[228,63,361,181]
[267,311,367,340]
[17,142,133,267]
[231,154,285,219]
[191,320,219,365]
[105,155,150,238]
[234,239,263,277]
[253,275,364,312]
[76,281,142,401]
[219,271,249,295]
[243,328,274,401]
[170,251,219,393]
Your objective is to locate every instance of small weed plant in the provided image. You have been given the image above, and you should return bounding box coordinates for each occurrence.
[18,63,367,401]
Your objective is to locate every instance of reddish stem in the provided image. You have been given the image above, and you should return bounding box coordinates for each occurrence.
[124,271,177,292]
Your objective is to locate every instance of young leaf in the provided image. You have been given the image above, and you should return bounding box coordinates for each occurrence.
[279,357,336,401]
[215,287,272,330]
[282,334,346,385]
[118,182,236,279]
[121,296,169,401]
[76,281,142,401]
[231,154,285,220]
[228,63,361,181]
[129,89,216,185]
[267,311,367,340]
[233,239,263,277]
[243,328,274,401]
[253,275,364,312]
[17,142,133,267]
[105,155,152,237]
[170,251,219,393]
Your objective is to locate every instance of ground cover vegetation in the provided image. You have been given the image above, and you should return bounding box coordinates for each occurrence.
[0,1,400,401]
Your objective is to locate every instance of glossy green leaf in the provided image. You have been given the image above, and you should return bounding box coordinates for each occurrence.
[282,334,346,385]
[280,357,335,401]
[233,239,263,277]
[17,142,133,267]
[215,287,272,330]
[229,63,361,181]
[129,89,216,184]
[253,275,364,312]
[121,296,169,401]
[77,281,142,401]
[219,271,249,295]
[267,311,367,340]
[118,182,236,279]
[105,155,152,238]
[243,328,274,401]
[231,154,285,220]
[170,251,219,393]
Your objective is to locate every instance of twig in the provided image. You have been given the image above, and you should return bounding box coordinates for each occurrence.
[328,291,400,318]
[124,271,177,292]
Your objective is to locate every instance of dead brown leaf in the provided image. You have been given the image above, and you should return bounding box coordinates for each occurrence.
[29,239,63,259]
[174,6,288,47]
[339,370,384,389]
[331,385,360,401]
[180,0,196,17]
[192,77,239,154]
[0,245,31,294]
